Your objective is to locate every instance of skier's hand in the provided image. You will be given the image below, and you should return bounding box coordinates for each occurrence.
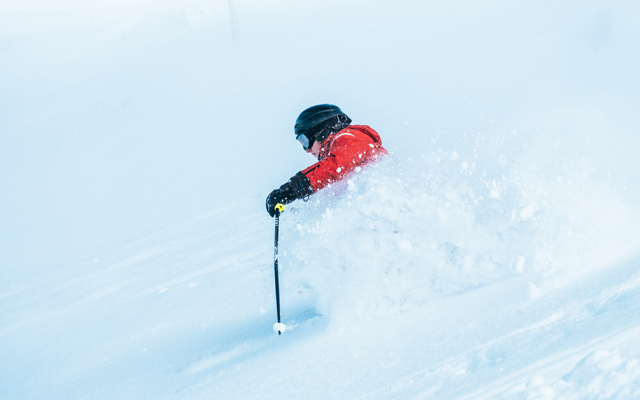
[265,189,280,217]
[266,185,295,217]
[265,172,313,217]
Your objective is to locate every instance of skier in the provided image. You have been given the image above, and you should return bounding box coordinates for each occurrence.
[266,104,388,217]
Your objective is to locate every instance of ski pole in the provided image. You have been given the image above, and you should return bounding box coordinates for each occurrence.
[272,203,286,335]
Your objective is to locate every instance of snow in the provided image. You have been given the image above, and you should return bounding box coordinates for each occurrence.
[273,322,286,333]
[2,0,640,399]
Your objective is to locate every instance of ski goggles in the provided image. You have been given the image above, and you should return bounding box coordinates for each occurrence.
[296,133,311,150]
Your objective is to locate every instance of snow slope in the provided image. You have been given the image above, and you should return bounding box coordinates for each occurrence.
[2,0,640,399]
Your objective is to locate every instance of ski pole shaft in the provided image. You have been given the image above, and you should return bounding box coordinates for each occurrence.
[273,203,285,335]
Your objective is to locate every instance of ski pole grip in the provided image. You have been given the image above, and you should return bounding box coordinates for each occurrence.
[275,203,285,213]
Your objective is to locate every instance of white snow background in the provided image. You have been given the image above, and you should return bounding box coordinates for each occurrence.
[2,0,640,399]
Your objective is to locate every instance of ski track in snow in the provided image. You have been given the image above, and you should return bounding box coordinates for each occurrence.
[368,256,640,399]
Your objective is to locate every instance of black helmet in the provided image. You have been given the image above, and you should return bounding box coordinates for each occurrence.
[294,104,351,150]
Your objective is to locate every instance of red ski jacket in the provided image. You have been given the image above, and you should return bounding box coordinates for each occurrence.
[300,125,388,192]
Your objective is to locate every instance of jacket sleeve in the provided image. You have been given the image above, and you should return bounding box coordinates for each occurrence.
[300,133,378,192]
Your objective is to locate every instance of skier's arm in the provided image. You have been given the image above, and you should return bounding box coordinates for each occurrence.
[301,135,375,192]
[265,131,381,216]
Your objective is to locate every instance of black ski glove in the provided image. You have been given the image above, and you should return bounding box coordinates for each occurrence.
[266,172,313,217]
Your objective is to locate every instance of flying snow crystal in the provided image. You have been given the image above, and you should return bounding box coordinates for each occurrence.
[490,180,500,199]
[520,204,537,221]
[515,256,525,273]
[528,283,542,299]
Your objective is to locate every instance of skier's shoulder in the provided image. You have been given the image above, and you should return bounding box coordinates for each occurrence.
[334,125,384,148]
[331,125,379,143]
[319,124,386,160]
[346,124,380,136]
